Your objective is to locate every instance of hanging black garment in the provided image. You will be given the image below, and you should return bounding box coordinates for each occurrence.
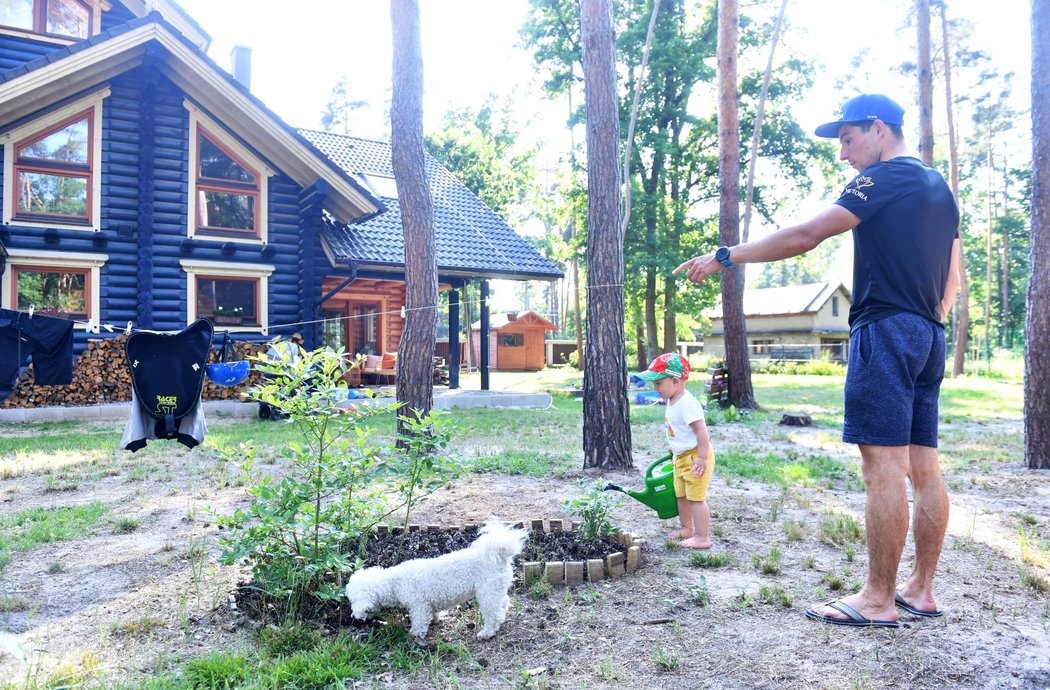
[122,318,213,451]
[0,308,74,401]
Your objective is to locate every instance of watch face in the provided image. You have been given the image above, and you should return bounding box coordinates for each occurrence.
[716,247,730,261]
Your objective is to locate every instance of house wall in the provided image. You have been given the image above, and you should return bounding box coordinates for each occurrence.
[812,289,851,331]
[1,67,310,354]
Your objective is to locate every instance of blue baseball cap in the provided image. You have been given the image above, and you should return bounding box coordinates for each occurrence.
[814,94,905,138]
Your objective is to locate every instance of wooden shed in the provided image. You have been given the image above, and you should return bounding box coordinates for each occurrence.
[470,311,556,371]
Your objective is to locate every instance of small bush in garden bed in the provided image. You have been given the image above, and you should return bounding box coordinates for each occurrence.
[215,346,462,620]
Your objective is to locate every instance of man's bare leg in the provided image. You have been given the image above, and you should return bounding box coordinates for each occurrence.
[810,445,909,622]
[897,444,948,612]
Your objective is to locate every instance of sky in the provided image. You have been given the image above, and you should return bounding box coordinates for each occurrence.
[172,0,1033,304]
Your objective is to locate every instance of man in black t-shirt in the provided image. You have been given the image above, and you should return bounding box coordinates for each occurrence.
[675,94,960,628]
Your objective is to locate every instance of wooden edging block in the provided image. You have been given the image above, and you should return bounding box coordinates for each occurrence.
[376,525,389,535]
[549,519,563,531]
[545,561,564,585]
[532,519,545,532]
[626,546,641,574]
[586,559,604,582]
[607,552,626,579]
[565,561,585,585]
[408,524,420,532]
[522,561,543,583]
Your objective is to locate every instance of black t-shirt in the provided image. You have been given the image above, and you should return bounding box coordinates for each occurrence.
[834,156,959,331]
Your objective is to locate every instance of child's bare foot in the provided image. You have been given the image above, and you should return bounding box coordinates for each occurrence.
[667,528,694,540]
[679,536,712,549]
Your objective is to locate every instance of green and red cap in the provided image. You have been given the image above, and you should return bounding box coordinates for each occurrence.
[637,353,691,381]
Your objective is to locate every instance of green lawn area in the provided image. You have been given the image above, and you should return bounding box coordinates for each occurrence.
[0,369,1024,482]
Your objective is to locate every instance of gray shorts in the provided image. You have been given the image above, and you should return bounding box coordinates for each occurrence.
[842,312,946,448]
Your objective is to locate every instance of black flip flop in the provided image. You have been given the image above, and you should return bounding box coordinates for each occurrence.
[894,592,943,617]
[804,599,901,628]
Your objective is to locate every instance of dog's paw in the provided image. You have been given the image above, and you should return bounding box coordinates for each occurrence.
[411,634,429,648]
[476,628,498,640]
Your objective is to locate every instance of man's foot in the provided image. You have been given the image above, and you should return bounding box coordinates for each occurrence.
[667,528,693,540]
[804,593,898,627]
[679,536,711,549]
[894,590,943,617]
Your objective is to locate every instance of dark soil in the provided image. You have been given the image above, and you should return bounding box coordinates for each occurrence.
[233,525,629,628]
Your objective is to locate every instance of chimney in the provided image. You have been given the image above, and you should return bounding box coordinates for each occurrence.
[231,45,251,90]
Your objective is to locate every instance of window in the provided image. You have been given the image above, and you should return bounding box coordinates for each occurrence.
[14,266,87,318]
[195,127,258,235]
[501,333,525,347]
[751,339,775,356]
[181,259,274,333]
[1,88,107,231]
[1,248,107,329]
[186,102,270,243]
[0,0,95,40]
[832,296,840,317]
[196,276,258,326]
[13,111,91,222]
[350,302,381,355]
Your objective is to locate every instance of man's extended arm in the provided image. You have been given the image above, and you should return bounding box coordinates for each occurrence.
[938,238,962,321]
[673,204,860,283]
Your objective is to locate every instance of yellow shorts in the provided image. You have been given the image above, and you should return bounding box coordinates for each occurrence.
[673,446,715,502]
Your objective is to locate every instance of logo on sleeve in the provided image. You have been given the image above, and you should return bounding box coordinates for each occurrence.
[845,176,874,201]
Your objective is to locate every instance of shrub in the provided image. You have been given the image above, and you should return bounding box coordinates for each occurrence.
[562,481,622,542]
[215,346,461,611]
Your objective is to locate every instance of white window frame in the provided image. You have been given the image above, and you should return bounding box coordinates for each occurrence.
[1,87,109,231]
[185,100,272,245]
[1,247,108,332]
[180,259,274,335]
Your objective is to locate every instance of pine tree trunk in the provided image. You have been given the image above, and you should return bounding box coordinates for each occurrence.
[916,0,935,165]
[943,3,969,377]
[390,0,436,434]
[1026,0,1050,469]
[717,0,755,409]
[580,0,632,470]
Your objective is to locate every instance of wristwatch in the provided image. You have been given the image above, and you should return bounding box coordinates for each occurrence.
[715,246,734,268]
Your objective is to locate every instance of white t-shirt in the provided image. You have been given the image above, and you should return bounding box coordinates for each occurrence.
[665,389,705,455]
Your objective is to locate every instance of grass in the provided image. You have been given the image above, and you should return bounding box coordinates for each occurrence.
[716,449,858,489]
[818,511,865,546]
[688,551,733,568]
[752,547,783,575]
[0,501,107,569]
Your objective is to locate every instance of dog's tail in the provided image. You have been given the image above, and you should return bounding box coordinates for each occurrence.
[472,518,528,561]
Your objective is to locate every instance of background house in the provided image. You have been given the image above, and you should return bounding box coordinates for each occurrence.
[704,282,851,362]
[470,311,556,371]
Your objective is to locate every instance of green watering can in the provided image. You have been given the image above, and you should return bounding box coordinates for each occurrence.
[604,454,679,519]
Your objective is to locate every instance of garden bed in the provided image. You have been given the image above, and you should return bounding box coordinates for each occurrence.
[231,519,642,628]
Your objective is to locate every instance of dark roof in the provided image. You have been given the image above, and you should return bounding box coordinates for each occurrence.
[300,130,563,281]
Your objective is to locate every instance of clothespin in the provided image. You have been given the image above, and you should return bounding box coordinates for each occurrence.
[103,323,114,333]
[125,321,133,336]
[83,319,93,332]
[400,305,406,318]
[27,304,35,318]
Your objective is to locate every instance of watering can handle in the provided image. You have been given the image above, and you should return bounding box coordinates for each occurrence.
[646,453,674,475]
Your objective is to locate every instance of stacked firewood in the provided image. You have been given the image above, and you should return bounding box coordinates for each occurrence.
[0,336,272,409]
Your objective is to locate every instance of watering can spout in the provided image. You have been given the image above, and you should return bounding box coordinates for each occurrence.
[605,455,679,520]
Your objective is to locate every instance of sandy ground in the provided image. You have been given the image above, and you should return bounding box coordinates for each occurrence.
[1,417,1049,689]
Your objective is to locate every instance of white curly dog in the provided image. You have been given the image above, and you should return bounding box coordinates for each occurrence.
[345,520,528,641]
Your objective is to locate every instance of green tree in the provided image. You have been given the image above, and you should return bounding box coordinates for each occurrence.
[424,97,539,227]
